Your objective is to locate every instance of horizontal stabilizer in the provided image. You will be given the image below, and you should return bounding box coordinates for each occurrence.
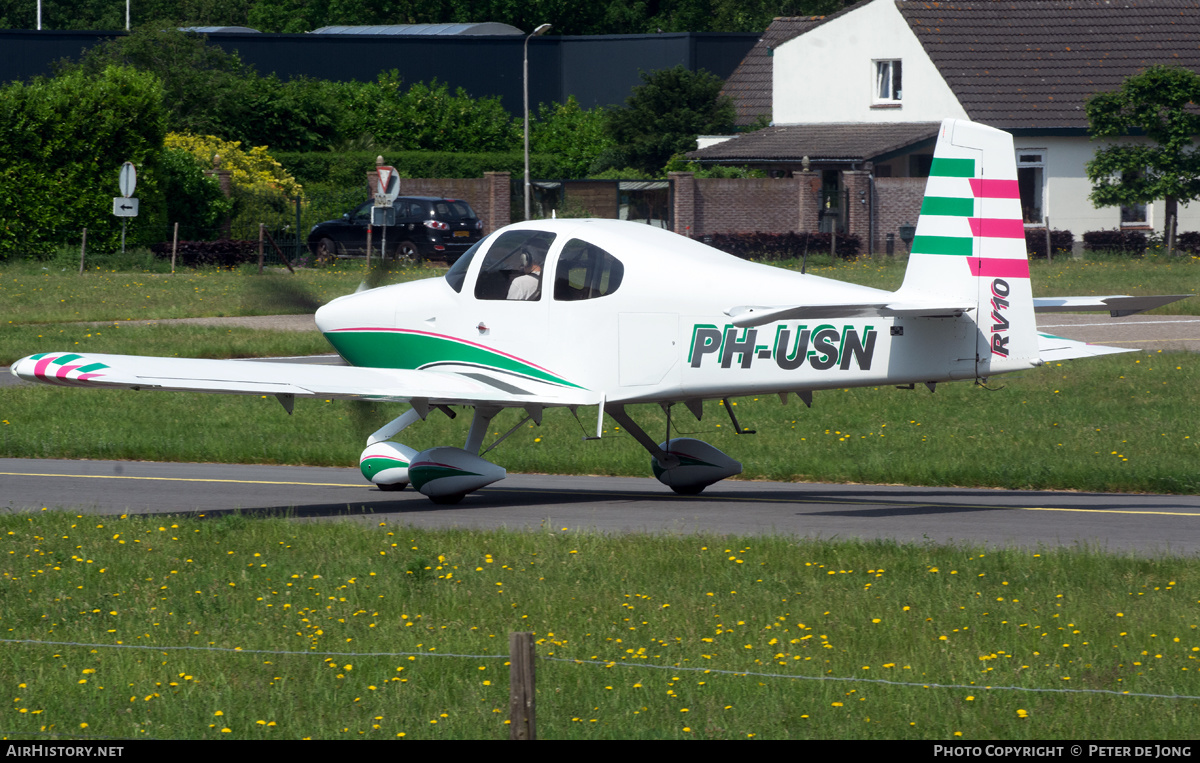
[726,301,973,327]
[1033,294,1189,317]
[1037,332,1133,362]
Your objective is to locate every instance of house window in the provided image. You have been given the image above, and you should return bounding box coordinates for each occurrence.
[1120,170,1148,226]
[874,60,902,103]
[908,154,933,178]
[1016,151,1045,224]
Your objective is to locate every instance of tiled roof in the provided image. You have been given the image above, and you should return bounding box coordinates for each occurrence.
[721,17,831,126]
[899,0,1200,129]
[688,122,941,162]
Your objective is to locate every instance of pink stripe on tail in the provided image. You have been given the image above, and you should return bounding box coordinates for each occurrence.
[969,179,1020,199]
[968,217,1025,238]
[968,258,1030,279]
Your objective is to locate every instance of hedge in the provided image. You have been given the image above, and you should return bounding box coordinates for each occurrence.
[1024,228,1075,259]
[150,239,259,268]
[1082,229,1148,256]
[701,231,861,261]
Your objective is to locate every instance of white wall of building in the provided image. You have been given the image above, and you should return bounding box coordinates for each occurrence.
[772,0,968,125]
[1027,136,1200,235]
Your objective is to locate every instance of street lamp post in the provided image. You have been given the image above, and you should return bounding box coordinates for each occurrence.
[524,23,551,221]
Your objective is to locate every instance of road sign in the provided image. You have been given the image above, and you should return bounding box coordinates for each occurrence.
[371,206,395,226]
[113,197,139,217]
[375,165,399,206]
[119,162,137,198]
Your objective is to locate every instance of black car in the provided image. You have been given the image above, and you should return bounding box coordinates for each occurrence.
[307,196,484,263]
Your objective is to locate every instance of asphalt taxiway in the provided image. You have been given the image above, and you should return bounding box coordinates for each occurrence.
[3,458,1197,556]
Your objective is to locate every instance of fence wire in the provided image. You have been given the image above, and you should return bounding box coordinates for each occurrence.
[4,637,1196,702]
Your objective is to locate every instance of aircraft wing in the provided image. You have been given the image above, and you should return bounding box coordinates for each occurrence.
[10,352,599,409]
[1037,332,1133,362]
[725,301,974,327]
[1032,294,1190,317]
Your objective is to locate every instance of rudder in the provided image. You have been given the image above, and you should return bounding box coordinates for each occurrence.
[898,119,1039,377]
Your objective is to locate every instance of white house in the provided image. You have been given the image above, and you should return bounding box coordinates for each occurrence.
[693,0,1200,240]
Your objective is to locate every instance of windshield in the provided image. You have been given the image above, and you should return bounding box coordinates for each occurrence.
[444,233,491,293]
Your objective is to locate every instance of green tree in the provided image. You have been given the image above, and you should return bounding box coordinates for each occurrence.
[0,65,167,256]
[60,24,258,138]
[531,96,613,178]
[352,73,520,153]
[604,65,736,176]
[158,147,234,239]
[1085,65,1200,239]
[59,24,342,151]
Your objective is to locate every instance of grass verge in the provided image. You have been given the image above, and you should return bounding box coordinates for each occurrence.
[3,251,1197,325]
[1,515,1197,740]
[3,351,1197,494]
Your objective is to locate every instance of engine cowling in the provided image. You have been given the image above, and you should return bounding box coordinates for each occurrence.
[359,442,419,487]
[651,438,742,495]
[409,447,506,500]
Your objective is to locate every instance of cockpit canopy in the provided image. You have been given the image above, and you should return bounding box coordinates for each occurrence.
[445,228,624,302]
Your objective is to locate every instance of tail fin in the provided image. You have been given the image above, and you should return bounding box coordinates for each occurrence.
[898,119,1039,376]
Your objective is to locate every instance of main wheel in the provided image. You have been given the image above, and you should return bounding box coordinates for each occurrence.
[670,484,706,496]
[377,482,407,492]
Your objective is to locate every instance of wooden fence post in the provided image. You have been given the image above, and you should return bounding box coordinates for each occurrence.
[258,224,265,275]
[509,632,536,739]
[171,222,179,274]
[78,228,87,274]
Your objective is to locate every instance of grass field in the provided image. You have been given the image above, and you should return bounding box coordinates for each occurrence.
[3,248,1198,329]
[2,515,1198,740]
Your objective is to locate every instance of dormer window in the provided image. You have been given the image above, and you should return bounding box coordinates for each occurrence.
[874,60,902,104]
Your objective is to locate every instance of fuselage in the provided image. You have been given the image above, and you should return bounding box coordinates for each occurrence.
[314,219,993,406]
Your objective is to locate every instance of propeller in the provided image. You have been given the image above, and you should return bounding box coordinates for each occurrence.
[239,261,415,442]
[241,272,325,315]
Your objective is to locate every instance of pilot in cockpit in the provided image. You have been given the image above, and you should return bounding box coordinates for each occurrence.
[506,248,542,300]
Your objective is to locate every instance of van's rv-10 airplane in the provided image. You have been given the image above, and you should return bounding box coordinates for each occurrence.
[12,119,1187,503]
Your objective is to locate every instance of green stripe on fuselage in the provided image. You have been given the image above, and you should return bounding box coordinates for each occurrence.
[323,329,584,389]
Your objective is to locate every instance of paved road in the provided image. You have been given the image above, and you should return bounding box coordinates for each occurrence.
[3,458,1197,556]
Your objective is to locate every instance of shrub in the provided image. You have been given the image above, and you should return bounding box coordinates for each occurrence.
[702,231,861,261]
[150,239,258,269]
[0,65,167,258]
[1082,229,1148,256]
[1024,228,1075,259]
[1174,231,1200,256]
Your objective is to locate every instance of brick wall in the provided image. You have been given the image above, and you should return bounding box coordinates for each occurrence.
[670,172,805,237]
[873,177,925,255]
[361,170,925,253]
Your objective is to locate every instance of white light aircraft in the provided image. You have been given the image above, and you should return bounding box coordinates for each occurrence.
[12,119,1187,503]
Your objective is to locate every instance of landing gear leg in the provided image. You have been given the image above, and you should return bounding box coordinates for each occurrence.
[604,403,742,494]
